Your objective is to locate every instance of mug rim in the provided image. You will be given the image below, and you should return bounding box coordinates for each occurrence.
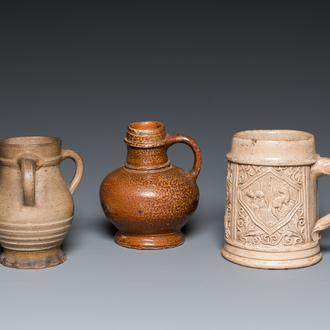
[233,129,314,142]
[0,136,61,146]
[227,129,318,166]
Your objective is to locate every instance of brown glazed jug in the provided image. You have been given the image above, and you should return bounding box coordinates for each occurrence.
[0,136,84,269]
[100,121,202,249]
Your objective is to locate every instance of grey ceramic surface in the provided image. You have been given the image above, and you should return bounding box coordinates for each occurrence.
[1,2,330,329]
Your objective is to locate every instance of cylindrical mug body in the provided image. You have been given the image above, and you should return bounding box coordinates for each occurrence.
[222,130,321,269]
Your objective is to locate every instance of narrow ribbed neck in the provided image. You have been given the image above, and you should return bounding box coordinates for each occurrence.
[124,121,170,170]
[124,121,167,148]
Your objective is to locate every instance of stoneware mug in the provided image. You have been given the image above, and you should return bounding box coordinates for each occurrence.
[0,136,84,269]
[222,130,330,269]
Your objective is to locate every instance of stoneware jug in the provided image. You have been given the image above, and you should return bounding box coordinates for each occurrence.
[222,130,330,269]
[0,136,84,269]
[100,121,202,249]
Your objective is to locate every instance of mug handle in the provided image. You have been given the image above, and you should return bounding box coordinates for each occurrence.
[311,157,330,238]
[61,149,84,194]
[20,157,36,206]
[165,134,202,182]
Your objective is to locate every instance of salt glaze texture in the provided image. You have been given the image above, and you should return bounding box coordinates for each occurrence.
[222,130,330,269]
[0,136,84,269]
[100,121,202,249]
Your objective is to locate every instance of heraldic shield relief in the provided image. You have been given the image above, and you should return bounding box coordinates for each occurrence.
[225,164,307,247]
[222,129,330,268]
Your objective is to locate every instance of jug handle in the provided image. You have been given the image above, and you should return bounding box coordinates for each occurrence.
[165,134,202,182]
[61,149,84,194]
[20,158,36,206]
[311,157,330,240]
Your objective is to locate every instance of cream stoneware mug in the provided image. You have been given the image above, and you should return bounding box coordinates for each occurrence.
[222,130,330,269]
[0,136,84,269]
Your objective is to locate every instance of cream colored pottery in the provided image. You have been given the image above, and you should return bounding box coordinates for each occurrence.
[222,130,330,269]
[0,136,84,269]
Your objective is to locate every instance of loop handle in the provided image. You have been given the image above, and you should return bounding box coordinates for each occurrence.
[311,157,330,239]
[165,134,202,182]
[20,158,36,206]
[61,149,84,194]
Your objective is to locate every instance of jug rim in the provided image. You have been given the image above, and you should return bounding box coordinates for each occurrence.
[127,121,165,135]
[125,121,167,147]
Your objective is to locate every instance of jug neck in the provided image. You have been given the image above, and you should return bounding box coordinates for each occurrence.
[125,145,169,170]
[123,121,170,170]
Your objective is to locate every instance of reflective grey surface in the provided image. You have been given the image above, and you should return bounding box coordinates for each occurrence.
[1,2,330,329]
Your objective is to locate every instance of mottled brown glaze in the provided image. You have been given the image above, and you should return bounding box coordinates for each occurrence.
[100,121,202,249]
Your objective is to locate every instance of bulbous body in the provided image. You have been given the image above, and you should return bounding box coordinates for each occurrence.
[100,121,202,249]
[0,136,84,269]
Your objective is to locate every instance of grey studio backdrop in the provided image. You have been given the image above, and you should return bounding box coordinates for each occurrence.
[1,2,330,330]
